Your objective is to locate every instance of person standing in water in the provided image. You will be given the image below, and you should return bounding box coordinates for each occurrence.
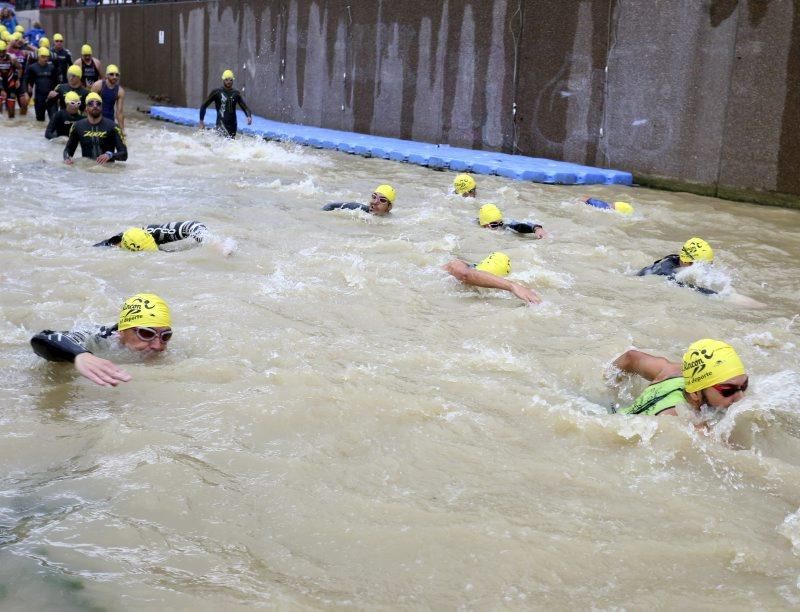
[63,91,127,164]
[198,69,252,138]
[611,339,748,418]
[91,63,125,132]
[72,44,102,87]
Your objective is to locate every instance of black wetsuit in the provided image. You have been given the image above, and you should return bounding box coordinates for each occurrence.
[637,254,716,295]
[78,58,100,87]
[93,221,208,248]
[25,60,57,121]
[322,202,369,213]
[50,82,89,111]
[0,52,22,102]
[63,116,128,161]
[199,87,251,138]
[498,220,543,234]
[45,108,84,139]
[31,324,117,362]
[50,47,73,84]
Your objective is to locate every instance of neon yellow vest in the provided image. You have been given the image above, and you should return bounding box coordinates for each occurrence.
[620,377,685,415]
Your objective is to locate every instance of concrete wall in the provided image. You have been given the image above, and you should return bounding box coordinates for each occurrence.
[42,0,800,205]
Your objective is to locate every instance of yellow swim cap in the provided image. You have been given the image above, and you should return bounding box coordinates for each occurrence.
[121,228,158,252]
[38,46,50,57]
[15,25,24,33]
[682,339,746,393]
[0,32,8,43]
[81,44,92,55]
[453,173,477,195]
[64,91,81,105]
[680,237,714,264]
[118,293,171,331]
[106,64,119,76]
[53,33,64,42]
[12,32,22,41]
[478,204,503,227]
[613,201,634,215]
[475,252,511,277]
[85,91,102,105]
[67,64,82,78]
[0,40,6,52]
[39,37,50,48]
[221,69,235,80]
[374,184,396,204]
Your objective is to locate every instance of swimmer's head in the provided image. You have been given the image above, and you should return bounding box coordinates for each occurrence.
[370,184,395,215]
[121,228,158,252]
[106,64,120,79]
[37,46,49,58]
[476,252,511,277]
[478,204,503,228]
[679,237,714,264]
[15,25,24,33]
[0,40,6,52]
[454,173,477,197]
[613,201,634,215]
[682,339,747,410]
[53,33,64,42]
[81,44,93,56]
[118,293,172,353]
[39,37,50,48]
[67,64,82,80]
[11,31,22,42]
[64,91,81,107]
[221,69,235,83]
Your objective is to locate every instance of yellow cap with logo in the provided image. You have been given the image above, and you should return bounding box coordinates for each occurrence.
[478,204,503,227]
[374,184,396,204]
[222,69,234,80]
[39,37,50,48]
[679,237,714,264]
[682,339,746,393]
[81,43,92,55]
[453,173,476,196]
[64,91,81,105]
[106,64,119,76]
[121,228,158,252]
[85,91,102,104]
[119,293,171,331]
[38,46,50,57]
[475,252,511,277]
[67,64,82,78]
[53,33,64,42]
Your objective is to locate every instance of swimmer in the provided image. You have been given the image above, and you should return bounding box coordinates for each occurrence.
[0,39,23,118]
[637,237,716,295]
[72,44,102,87]
[90,63,125,132]
[63,91,127,164]
[198,69,252,138]
[47,64,89,111]
[444,252,541,304]
[24,46,57,122]
[44,90,84,139]
[322,184,395,216]
[30,293,172,387]
[50,33,72,84]
[611,339,748,420]
[454,173,477,198]
[93,222,209,251]
[478,204,545,239]
[584,197,634,215]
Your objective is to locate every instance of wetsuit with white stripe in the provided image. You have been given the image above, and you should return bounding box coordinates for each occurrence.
[31,324,117,362]
[93,221,208,248]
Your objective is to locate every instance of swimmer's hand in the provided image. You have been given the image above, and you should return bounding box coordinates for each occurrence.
[74,352,132,387]
[96,153,113,165]
[510,283,542,305]
[198,121,204,130]
[47,91,57,100]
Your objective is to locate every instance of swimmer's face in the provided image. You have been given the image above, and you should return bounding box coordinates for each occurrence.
[66,100,81,114]
[222,78,233,88]
[483,221,503,230]
[68,73,81,87]
[82,53,92,62]
[106,71,119,84]
[119,326,172,355]
[54,40,63,49]
[463,188,476,198]
[700,374,748,410]
[85,99,102,118]
[369,192,392,215]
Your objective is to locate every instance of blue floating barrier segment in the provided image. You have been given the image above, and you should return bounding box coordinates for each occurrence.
[149,106,632,186]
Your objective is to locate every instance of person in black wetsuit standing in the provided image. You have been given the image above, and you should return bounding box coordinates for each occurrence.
[50,33,72,84]
[25,46,57,121]
[198,69,252,138]
[47,64,89,112]
[63,91,127,165]
[45,90,83,138]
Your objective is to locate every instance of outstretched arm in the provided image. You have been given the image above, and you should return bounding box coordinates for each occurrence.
[443,260,541,304]
[612,349,680,382]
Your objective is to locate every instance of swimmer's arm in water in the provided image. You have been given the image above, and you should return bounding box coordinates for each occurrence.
[443,260,541,304]
[322,202,369,213]
[612,349,680,383]
[63,123,79,164]
[93,233,123,247]
[506,220,545,239]
[31,326,131,386]
[145,221,208,245]
[107,125,127,162]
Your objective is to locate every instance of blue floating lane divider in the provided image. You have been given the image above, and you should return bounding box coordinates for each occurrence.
[150,106,632,186]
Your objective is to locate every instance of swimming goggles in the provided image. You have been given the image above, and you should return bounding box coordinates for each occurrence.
[134,327,173,343]
[710,378,748,397]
